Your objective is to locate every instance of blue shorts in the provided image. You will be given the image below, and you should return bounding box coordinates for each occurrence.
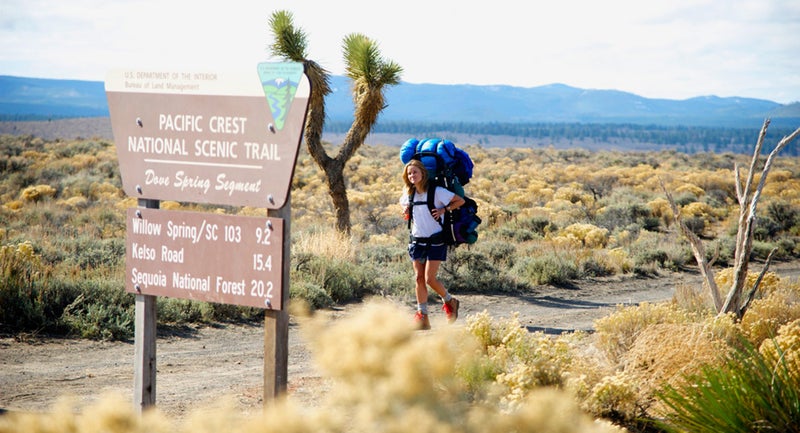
[408,240,447,262]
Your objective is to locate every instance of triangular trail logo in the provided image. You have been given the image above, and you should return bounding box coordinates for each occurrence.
[257,62,305,131]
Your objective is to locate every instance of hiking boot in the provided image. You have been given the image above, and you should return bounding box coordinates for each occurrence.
[443,297,460,323]
[414,311,431,330]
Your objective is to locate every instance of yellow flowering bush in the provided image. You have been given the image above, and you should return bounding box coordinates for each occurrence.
[759,318,800,375]
[466,311,575,407]
[740,281,800,346]
[585,372,639,420]
[675,183,705,197]
[556,223,609,248]
[20,184,56,202]
[714,267,781,295]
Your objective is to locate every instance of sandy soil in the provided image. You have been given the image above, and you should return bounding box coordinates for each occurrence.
[2,262,799,419]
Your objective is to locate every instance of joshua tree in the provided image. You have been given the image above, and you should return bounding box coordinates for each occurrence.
[664,119,800,318]
[268,10,403,234]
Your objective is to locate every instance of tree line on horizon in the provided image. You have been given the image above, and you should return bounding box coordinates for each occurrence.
[325,120,800,156]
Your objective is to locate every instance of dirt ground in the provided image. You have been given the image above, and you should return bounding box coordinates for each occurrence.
[2,262,799,419]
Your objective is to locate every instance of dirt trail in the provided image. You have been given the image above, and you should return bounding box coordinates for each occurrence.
[2,262,798,418]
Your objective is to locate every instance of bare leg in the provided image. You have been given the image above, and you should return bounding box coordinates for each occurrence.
[413,259,429,304]
[424,260,447,298]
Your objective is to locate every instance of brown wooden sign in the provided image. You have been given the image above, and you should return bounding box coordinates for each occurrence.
[126,208,284,309]
[106,64,309,208]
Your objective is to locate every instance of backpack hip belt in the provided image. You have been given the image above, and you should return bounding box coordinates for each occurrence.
[409,232,445,245]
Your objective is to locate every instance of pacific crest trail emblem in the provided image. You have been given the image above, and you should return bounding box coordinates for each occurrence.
[256,62,305,131]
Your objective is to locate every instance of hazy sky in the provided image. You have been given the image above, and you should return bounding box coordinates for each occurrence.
[2,0,798,103]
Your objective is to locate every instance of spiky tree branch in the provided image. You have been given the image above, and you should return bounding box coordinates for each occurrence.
[267,11,401,234]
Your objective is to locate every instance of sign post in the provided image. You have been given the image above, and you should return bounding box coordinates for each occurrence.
[133,198,158,411]
[106,63,310,411]
[264,197,291,398]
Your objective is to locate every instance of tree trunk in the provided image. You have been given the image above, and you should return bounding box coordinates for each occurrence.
[322,158,351,234]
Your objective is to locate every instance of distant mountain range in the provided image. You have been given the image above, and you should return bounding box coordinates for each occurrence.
[2,74,799,129]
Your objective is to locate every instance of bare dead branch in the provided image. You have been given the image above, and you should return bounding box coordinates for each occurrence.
[660,178,722,311]
[738,247,777,318]
[723,123,800,314]
[734,162,743,206]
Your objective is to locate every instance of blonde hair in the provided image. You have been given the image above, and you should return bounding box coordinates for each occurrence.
[403,159,429,196]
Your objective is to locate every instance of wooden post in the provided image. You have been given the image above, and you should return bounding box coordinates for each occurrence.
[264,193,291,400]
[134,198,159,412]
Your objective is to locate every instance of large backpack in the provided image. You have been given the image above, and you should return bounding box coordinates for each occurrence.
[401,138,481,247]
[400,138,474,186]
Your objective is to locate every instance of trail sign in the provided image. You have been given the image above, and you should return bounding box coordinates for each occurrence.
[126,208,284,309]
[106,63,309,208]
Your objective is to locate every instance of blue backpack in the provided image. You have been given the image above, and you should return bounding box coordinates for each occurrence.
[401,138,480,246]
[400,138,474,187]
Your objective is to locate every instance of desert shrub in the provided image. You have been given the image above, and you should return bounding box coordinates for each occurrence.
[289,281,334,310]
[583,372,639,423]
[740,280,800,346]
[775,237,800,258]
[658,337,800,433]
[594,302,691,364]
[441,248,519,293]
[59,236,126,271]
[555,223,609,248]
[767,200,800,232]
[673,191,698,207]
[672,283,714,314]
[157,298,262,325]
[58,195,89,209]
[290,228,381,303]
[753,215,784,241]
[357,242,404,263]
[714,266,781,296]
[59,281,133,340]
[466,310,593,412]
[20,184,56,202]
[478,240,517,267]
[495,215,554,242]
[628,231,689,274]
[511,252,580,286]
[495,225,540,242]
[617,321,732,418]
[682,215,706,236]
[630,249,668,275]
[293,226,354,261]
[749,239,781,260]
[292,254,371,303]
[704,236,735,266]
[759,318,800,374]
[595,203,652,232]
[605,248,634,274]
[580,254,615,278]
[0,241,49,330]
[466,311,576,408]
[156,298,209,324]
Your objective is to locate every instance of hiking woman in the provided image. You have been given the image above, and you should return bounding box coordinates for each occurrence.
[400,159,465,330]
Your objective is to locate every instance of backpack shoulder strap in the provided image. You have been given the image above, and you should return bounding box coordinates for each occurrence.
[407,187,443,230]
[427,187,444,227]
